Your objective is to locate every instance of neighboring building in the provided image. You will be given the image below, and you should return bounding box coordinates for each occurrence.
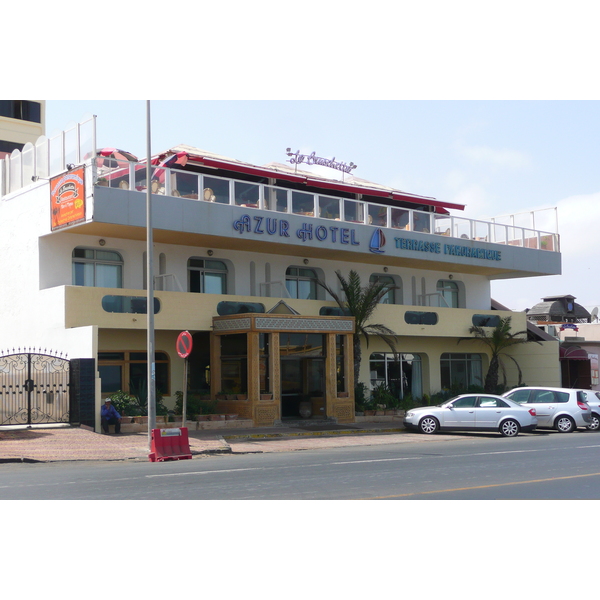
[527,295,598,389]
[0,115,562,430]
[0,100,45,159]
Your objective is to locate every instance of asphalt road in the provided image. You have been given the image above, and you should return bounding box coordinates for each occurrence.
[2,429,600,500]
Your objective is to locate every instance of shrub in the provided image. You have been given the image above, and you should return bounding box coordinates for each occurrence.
[174,391,218,417]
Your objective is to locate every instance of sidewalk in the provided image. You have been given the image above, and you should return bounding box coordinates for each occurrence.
[0,420,459,463]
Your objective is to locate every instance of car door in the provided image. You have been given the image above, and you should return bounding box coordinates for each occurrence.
[442,396,477,429]
[474,396,511,429]
[527,389,557,427]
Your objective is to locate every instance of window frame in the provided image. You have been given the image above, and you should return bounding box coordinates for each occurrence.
[285,266,318,300]
[188,258,228,294]
[72,247,123,288]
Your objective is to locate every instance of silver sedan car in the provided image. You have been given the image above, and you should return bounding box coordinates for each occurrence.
[403,394,538,437]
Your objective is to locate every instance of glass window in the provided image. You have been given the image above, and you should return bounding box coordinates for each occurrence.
[220,333,247,394]
[343,200,364,223]
[234,181,259,207]
[437,280,459,308]
[0,100,41,123]
[259,333,270,394]
[440,353,483,389]
[292,191,315,215]
[505,389,531,404]
[203,176,230,204]
[280,333,325,357]
[472,314,501,327]
[369,352,422,400]
[98,351,169,397]
[72,248,123,288]
[336,335,346,394]
[188,258,227,294]
[318,196,340,220]
[391,208,410,230]
[413,211,431,233]
[370,274,397,305]
[264,186,288,212]
[477,397,509,408]
[286,267,317,300]
[451,396,477,408]
[405,311,438,325]
[368,204,387,227]
[102,295,161,314]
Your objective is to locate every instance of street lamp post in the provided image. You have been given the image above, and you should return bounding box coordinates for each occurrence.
[146,100,156,449]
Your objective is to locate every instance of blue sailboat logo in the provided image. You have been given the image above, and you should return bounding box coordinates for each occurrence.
[369,228,386,254]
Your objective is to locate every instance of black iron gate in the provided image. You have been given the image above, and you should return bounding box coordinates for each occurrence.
[0,351,70,426]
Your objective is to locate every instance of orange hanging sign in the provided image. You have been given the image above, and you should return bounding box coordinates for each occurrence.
[50,167,86,230]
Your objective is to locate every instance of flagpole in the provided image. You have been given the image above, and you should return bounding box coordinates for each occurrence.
[146,100,156,449]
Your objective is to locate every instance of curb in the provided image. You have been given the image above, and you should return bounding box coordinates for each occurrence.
[222,427,406,441]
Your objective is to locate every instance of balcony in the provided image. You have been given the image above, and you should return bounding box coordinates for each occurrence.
[63,285,522,338]
[96,160,560,253]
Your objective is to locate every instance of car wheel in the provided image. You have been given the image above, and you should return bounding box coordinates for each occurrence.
[587,413,600,431]
[555,415,575,433]
[419,416,439,434]
[500,419,519,437]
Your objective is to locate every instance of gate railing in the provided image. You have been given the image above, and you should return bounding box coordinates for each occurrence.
[0,349,70,426]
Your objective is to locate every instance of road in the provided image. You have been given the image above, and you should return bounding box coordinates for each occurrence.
[2,430,600,500]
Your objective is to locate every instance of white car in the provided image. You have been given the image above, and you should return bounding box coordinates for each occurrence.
[577,389,600,431]
[403,394,538,437]
[503,387,592,433]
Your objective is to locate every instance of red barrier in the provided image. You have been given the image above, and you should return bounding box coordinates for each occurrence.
[148,427,192,462]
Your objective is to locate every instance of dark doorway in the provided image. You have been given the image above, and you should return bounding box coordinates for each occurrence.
[280,357,324,418]
[189,332,212,394]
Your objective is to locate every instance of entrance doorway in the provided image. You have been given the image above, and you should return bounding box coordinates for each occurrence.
[280,332,325,419]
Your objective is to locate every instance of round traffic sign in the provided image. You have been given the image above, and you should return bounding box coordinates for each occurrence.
[176,331,193,359]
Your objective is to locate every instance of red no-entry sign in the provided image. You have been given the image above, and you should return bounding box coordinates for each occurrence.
[176,331,193,359]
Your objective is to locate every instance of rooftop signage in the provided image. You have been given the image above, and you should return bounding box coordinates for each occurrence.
[286,148,357,175]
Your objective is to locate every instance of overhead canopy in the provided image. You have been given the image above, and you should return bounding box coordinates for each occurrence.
[559,345,589,361]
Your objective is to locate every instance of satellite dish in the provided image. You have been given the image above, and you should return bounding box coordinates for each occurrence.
[591,307,599,323]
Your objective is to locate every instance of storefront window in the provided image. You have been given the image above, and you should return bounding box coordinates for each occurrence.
[369,353,422,399]
[98,351,169,397]
[220,333,247,394]
[440,353,483,389]
[259,333,270,394]
[336,335,345,393]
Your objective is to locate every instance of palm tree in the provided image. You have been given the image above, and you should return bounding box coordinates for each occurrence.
[458,316,540,393]
[317,270,398,384]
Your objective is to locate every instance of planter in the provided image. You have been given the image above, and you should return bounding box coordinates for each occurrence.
[375,410,385,416]
[208,414,226,421]
[384,410,397,415]
[338,392,349,398]
[226,394,237,401]
[236,395,247,401]
[364,410,376,416]
[197,415,210,422]
[225,414,238,420]
[260,394,273,400]
[299,401,312,419]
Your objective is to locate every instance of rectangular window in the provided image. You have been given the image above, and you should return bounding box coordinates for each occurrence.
[0,100,41,123]
[203,176,230,204]
[98,351,170,396]
[440,353,483,390]
[369,352,422,400]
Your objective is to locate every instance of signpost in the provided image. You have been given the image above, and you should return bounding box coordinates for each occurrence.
[176,331,193,426]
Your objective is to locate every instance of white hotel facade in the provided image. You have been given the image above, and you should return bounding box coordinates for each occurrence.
[0,115,561,430]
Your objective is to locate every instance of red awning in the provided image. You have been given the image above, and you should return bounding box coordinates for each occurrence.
[559,346,589,361]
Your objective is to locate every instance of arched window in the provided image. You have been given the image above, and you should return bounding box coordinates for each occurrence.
[72,248,123,288]
[437,279,459,308]
[370,274,398,305]
[188,258,228,294]
[285,267,318,299]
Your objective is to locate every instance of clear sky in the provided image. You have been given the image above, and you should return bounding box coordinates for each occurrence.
[45,99,599,312]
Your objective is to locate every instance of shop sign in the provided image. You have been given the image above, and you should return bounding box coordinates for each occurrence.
[286,148,357,175]
[50,166,86,230]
